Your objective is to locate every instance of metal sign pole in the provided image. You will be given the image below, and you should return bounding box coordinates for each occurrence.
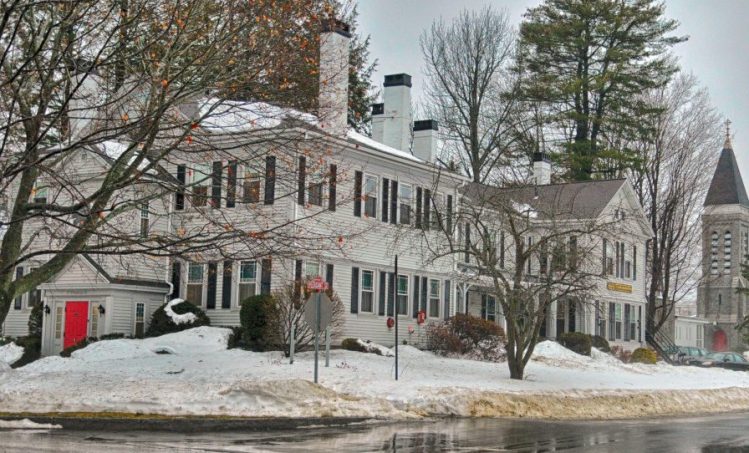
[394,254,399,381]
[325,327,330,367]
[290,322,295,364]
[314,290,320,383]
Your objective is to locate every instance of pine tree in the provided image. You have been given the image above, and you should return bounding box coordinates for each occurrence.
[518,0,685,180]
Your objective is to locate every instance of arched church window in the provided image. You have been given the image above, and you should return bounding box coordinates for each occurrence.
[724,231,732,270]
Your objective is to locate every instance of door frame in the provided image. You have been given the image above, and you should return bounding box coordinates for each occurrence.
[63,300,89,349]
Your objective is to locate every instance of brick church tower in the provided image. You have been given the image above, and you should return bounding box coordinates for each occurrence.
[698,128,749,351]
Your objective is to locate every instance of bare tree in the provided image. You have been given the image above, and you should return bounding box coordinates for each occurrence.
[420,7,525,185]
[625,73,722,334]
[0,1,359,327]
[423,179,618,379]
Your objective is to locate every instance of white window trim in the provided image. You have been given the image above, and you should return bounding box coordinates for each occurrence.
[396,273,409,316]
[362,174,378,219]
[133,302,145,337]
[428,278,441,319]
[237,260,259,307]
[398,182,413,226]
[187,262,206,307]
[360,269,375,314]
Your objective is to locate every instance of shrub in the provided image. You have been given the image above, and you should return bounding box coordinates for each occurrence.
[27,302,43,338]
[11,336,41,368]
[558,332,592,356]
[426,314,506,362]
[240,294,279,351]
[99,333,126,340]
[146,299,210,338]
[590,335,610,353]
[631,347,657,364]
[226,326,244,349]
[60,337,97,358]
[341,338,367,353]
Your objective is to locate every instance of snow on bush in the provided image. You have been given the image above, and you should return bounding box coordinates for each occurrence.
[165,299,197,325]
[356,339,394,357]
[0,343,24,366]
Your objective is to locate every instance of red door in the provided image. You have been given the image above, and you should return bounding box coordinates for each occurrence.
[64,301,89,349]
[713,329,728,352]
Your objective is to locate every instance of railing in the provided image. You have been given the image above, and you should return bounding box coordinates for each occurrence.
[645,317,678,365]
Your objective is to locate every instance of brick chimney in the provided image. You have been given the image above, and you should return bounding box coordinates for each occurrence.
[371,73,412,151]
[319,19,351,136]
[412,120,439,163]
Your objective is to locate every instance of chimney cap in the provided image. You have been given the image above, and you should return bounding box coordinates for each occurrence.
[372,103,384,115]
[413,120,439,132]
[532,152,551,163]
[384,73,412,88]
[321,19,352,38]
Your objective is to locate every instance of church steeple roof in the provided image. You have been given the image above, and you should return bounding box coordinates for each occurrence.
[704,122,749,207]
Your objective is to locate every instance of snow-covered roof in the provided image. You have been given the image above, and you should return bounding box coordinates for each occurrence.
[346,130,423,163]
[198,98,318,133]
[95,140,156,174]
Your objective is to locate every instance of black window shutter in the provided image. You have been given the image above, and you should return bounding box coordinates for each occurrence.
[633,245,637,280]
[415,187,422,228]
[444,280,451,320]
[328,164,337,211]
[381,178,390,223]
[500,232,505,268]
[354,171,363,217]
[446,195,453,232]
[464,224,471,263]
[207,262,217,309]
[412,276,420,318]
[211,161,222,208]
[387,272,395,316]
[325,264,334,287]
[226,161,237,208]
[602,238,608,276]
[390,180,398,225]
[13,267,23,309]
[378,271,386,316]
[171,261,181,299]
[176,165,186,210]
[264,156,276,205]
[297,156,306,205]
[481,294,487,319]
[261,258,272,294]
[615,241,620,277]
[420,277,428,312]
[222,261,232,309]
[294,259,303,303]
[423,189,431,230]
[350,267,359,313]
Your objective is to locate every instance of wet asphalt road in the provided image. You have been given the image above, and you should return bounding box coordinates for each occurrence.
[3,413,749,452]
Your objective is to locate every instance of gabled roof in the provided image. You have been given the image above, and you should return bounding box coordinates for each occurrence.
[704,143,749,207]
[461,179,627,220]
[81,254,170,289]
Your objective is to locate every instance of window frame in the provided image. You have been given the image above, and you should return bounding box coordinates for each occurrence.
[134,302,145,338]
[398,182,413,225]
[428,278,441,318]
[139,202,150,238]
[238,260,258,304]
[360,269,375,313]
[396,274,409,316]
[190,164,212,208]
[186,262,206,307]
[240,164,262,204]
[363,174,378,219]
[306,162,326,207]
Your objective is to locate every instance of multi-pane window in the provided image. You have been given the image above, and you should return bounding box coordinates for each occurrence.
[363,175,377,218]
[724,231,732,270]
[360,270,374,312]
[191,164,211,207]
[242,167,261,204]
[429,193,444,229]
[399,184,412,225]
[397,275,408,315]
[140,202,149,238]
[187,263,205,306]
[484,296,496,322]
[135,303,145,338]
[305,262,321,279]
[91,304,99,337]
[55,306,63,339]
[308,166,325,207]
[239,261,257,302]
[429,279,440,318]
[711,231,719,275]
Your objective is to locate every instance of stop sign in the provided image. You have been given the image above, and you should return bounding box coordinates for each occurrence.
[307,276,329,292]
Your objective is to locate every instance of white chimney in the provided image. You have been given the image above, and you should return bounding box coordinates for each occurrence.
[375,73,412,151]
[371,102,385,143]
[319,20,351,136]
[412,120,439,163]
[532,152,551,185]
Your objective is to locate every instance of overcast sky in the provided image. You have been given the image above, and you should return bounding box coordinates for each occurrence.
[357,0,749,179]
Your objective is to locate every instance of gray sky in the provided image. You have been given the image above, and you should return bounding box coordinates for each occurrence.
[357,0,749,178]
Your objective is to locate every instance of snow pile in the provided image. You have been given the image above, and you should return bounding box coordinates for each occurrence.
[356,339,394,357]
[5,327,749,420]
[164,298,197,325]
[591,347,624,366]
[0,343,24,366]
[0,419,61,430]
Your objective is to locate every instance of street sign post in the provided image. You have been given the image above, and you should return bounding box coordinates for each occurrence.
[304,277,330,383]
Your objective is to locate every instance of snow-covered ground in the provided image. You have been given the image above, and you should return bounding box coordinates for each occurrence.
[2,327,749,420]
[0,342,24,368]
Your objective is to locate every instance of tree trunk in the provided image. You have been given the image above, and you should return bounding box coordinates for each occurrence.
[508,355,525,380]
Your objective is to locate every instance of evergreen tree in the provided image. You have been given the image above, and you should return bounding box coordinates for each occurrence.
[518,0,685,180]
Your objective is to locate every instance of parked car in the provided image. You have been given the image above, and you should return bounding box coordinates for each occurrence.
[665,346,708,365]
[689,352,749,371]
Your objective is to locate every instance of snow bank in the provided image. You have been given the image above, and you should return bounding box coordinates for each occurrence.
[164,298,197,325]
[0,343,24,366]
[4,329,749,421]
[356,339,394,357]
[0,419,61,430]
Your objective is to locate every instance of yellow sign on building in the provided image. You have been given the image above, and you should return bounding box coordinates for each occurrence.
[607,282,633,293]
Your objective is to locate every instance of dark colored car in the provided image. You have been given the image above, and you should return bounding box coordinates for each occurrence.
[690,352,749,371]
[665,346,708,365]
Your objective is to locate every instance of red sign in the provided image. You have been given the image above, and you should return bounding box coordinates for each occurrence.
[386,317,395,329]
[417,310,426,325]
[307,276,329,292]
